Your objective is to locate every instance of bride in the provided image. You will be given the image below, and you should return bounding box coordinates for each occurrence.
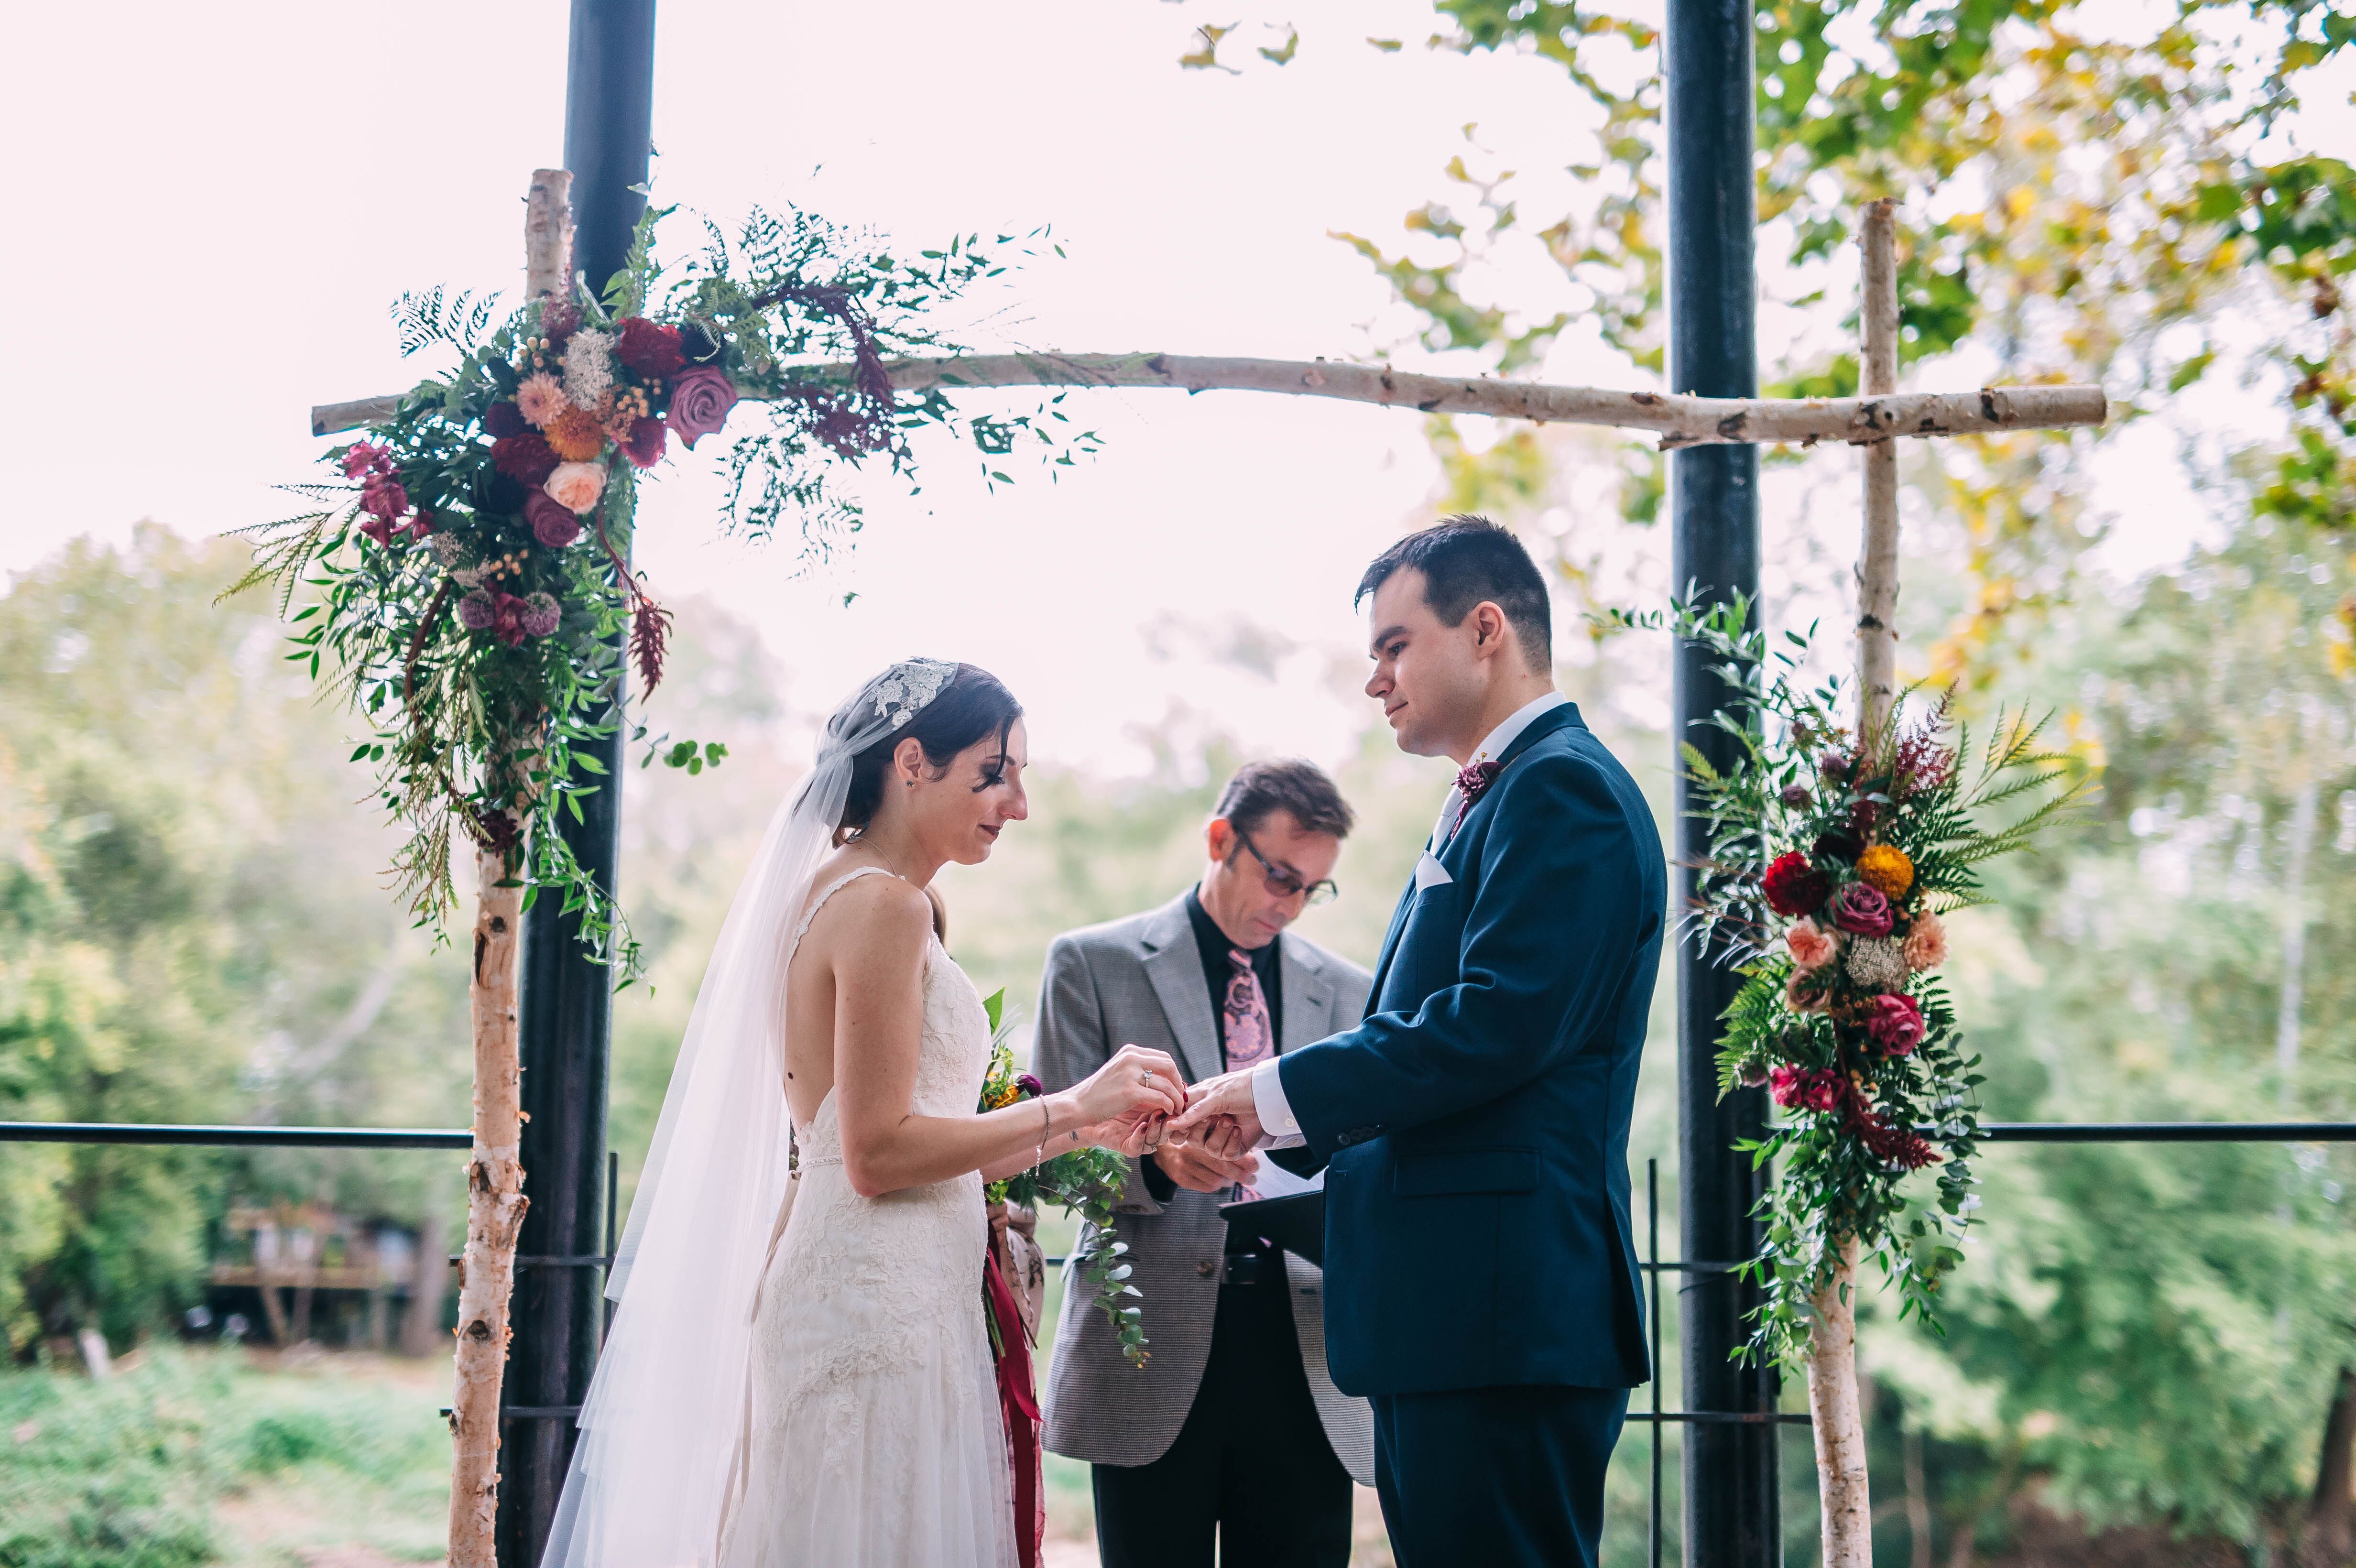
[542,659,1185,1568]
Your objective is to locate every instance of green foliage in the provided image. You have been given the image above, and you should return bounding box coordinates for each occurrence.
[0,1350,449,1568]
[977,991,1147,1366]
[0,531,471,1356]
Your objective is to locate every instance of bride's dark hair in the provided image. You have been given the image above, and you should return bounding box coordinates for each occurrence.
[837,663,1024,838]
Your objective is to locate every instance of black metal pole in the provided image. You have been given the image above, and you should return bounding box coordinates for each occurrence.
[498,6,655,1568]
[1665,0,1778,1562]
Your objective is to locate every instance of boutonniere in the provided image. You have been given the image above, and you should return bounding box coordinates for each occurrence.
[1448,758,1505,839]
[1456,758,1503,805]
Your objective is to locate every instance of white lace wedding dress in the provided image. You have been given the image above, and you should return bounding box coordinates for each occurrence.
[720,866,1019,1568]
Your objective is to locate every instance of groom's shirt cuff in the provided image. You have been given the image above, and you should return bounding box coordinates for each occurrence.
[1251,1058,1306,1149]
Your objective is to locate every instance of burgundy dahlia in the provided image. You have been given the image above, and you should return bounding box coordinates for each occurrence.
[615,317,687,378]
[1831,882,1894,938]
[483,401,527,439]
[1761,851,1830,917]
[492,433,561,486]
[1812,826,1865,864]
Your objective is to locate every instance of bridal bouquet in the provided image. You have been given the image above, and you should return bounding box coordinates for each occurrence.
[1636,597,2085,1362]
[977,991,1148,1367]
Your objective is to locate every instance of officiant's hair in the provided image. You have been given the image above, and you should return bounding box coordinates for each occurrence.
[837,663,1024,837]
[1356,514,1553,674]
[1213,759,1356,841]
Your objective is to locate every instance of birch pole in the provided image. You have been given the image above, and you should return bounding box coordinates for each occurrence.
[1808,196,1901,1568]
[446,167,572,1568]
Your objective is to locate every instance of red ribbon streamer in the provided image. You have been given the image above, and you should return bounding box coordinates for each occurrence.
[983,1246,1043,1568]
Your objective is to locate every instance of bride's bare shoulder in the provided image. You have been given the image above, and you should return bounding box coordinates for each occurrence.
[798,860,931,957]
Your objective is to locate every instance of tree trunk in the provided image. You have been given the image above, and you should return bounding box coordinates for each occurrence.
[2305,1365,2356,1568]
[1807,1234,1872,1568]
[309,354,2106,446]
[446,834,530,1568]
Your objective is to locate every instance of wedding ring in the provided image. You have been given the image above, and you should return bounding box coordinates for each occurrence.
[1140,1068,1155,1084]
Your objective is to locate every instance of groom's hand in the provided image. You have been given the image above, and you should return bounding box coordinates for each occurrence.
[1150,1138,1260,1194]
[1172,1069,1265,1149]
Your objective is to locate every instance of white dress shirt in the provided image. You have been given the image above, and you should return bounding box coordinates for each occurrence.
[1249,691,1569,1145]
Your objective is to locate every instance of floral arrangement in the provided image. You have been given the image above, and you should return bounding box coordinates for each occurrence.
[229,205,1093,977]
[1624,596,2085,1363]
[977,990,1148,1367]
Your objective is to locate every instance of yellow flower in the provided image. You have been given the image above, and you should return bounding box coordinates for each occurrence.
[545,404,608,461]
[1856,843,1914,899]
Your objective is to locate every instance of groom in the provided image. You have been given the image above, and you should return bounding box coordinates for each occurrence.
[1173,515,1662,1568]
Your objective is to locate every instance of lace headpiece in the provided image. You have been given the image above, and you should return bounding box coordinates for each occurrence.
[872,658,956,729]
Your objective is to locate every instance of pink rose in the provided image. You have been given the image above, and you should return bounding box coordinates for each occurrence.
[667,365,740,449]
[1865,993,1926,1056]
[1785,917,1836,971]
[527,489,584,548]
[1831,882,1894,938]
[545,461,607,514]
[1903,910,1949,972]
[1784,969,1830,1014]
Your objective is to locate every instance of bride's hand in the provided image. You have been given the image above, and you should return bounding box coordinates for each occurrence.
[1076,1111,1167,1159]
[1069,1044,1187,1134]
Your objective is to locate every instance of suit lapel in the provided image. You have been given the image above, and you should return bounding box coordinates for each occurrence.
[1137,896,1227,1085]
[1276,938,1334,1053]
[1442,701,1586,863]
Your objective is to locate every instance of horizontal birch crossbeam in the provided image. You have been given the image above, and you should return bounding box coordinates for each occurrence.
[309,351,2106,447]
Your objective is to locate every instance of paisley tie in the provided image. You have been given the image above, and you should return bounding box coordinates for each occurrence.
[1223,949,1274,1200]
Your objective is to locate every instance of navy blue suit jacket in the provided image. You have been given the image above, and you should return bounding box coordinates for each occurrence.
[1278,701,1663,1396]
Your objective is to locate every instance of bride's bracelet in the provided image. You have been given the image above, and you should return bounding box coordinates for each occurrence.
[1034,1096,1052,1168]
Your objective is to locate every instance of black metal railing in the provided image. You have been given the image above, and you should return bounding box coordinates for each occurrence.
[11,1114,2356,1566]
[1635,1120,2356,1568]
[0,1119,619,1420]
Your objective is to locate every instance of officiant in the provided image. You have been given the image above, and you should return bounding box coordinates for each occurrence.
[1036,760,1374,1568]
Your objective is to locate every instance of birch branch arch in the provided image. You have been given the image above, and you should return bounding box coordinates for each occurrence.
[314,353,2105,450]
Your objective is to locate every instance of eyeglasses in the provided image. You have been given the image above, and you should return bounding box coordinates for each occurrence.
[1235,831,1339,908]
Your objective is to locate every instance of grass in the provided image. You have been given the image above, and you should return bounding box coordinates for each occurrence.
[0,1348,449,1568]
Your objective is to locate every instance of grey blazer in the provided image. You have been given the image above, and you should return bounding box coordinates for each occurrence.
[1033,894,1375,1483]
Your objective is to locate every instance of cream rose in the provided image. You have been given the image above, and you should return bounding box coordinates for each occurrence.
[545,461,607,514]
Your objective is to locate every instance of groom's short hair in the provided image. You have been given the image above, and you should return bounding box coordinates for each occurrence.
[1356,515,1552,674]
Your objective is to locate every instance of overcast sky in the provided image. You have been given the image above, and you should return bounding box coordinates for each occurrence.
[6,0,2350,778]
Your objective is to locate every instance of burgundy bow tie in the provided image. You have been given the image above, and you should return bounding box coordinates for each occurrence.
[1456,759,1503,804]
